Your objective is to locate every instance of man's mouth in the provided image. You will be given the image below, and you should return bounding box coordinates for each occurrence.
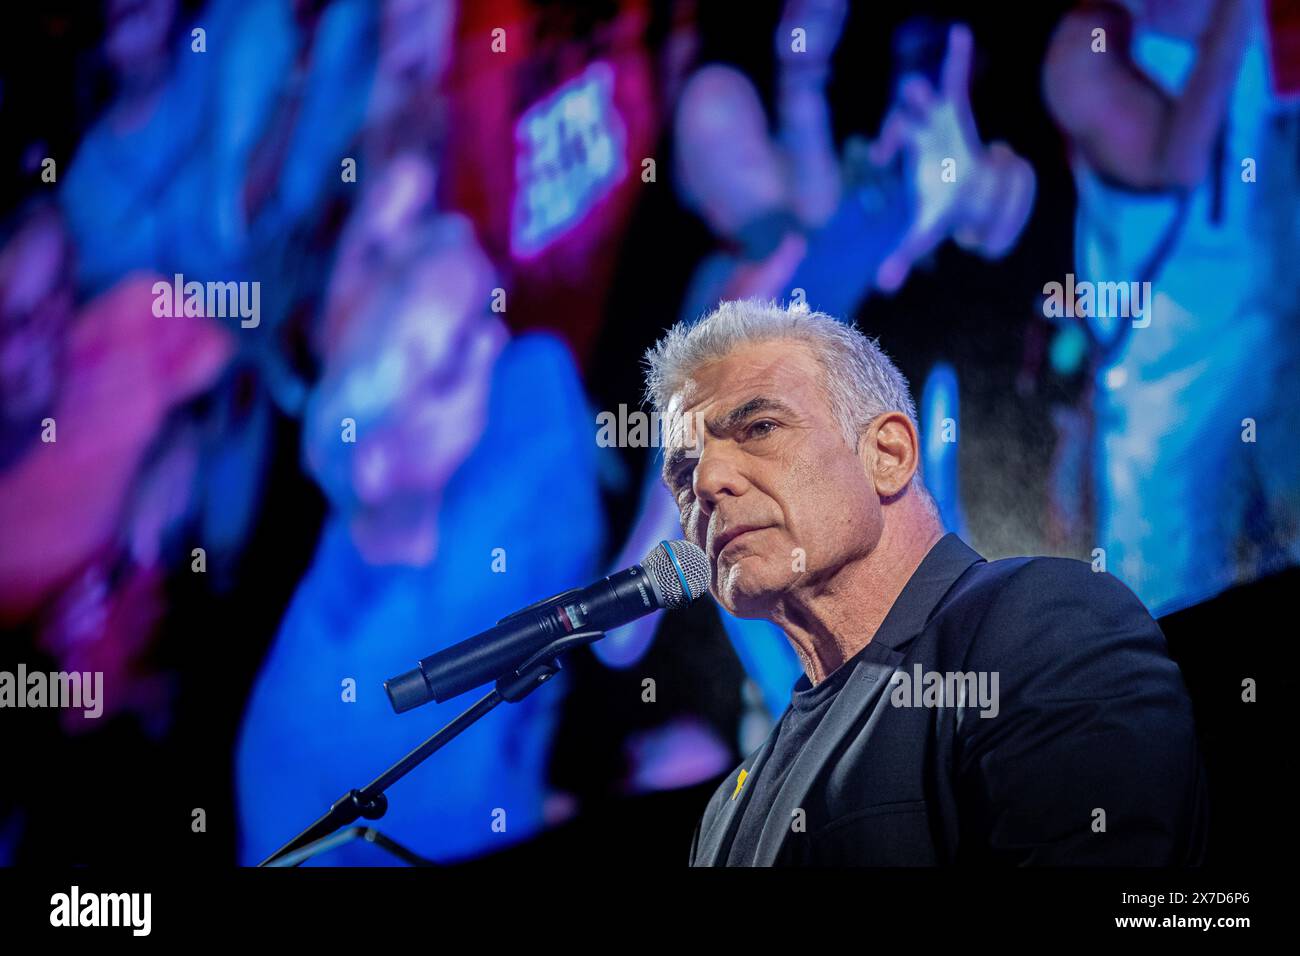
[711,525,768,560]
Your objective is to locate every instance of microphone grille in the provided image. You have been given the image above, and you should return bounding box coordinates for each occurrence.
[642,540,712,610]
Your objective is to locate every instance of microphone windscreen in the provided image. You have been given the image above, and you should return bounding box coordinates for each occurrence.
[642,540,711,609]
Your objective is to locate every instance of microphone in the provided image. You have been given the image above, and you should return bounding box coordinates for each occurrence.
[384,540,711,711]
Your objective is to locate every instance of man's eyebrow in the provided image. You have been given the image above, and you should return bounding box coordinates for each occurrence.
[661,395,794,482]
[708,396,794,435]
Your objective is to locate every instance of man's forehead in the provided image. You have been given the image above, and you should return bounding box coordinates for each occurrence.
[660,341,824,455]
[670,340,820,413]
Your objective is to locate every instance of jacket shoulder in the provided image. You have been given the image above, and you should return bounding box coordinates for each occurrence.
[981,554,1155,637]
[933,552,1166,679]
[951,552,1152,630]
[942,555,1204,864]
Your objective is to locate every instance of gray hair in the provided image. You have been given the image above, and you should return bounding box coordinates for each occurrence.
[643,298,939,516]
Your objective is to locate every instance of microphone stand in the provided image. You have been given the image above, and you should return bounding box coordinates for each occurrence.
[258,627,607,867]
[263,826,435,868]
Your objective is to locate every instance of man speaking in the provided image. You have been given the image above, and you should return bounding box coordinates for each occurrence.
[644,299,1209,866]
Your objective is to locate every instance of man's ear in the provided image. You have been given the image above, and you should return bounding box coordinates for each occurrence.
[865,411,920,498]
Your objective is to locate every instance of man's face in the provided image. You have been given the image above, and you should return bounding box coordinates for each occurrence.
[304,239,505,566]
[661,340,884,618]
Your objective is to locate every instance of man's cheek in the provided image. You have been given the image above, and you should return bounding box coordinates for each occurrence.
[682,503,701,542]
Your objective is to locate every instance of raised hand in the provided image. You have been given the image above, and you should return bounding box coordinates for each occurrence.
[867,24,981,291]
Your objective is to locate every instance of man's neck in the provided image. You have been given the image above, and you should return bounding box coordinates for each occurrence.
[772,519,945,686]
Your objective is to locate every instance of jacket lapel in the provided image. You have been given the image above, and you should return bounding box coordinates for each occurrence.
[693,731,781,866]
[750,641,904,866]
[750,533,985,866]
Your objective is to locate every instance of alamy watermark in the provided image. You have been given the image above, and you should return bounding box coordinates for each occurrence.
[0,665,103,719]
[596,405,707,455]
[50,886,151,936]
[152,272,260,328]
[1043,273,1152,328]
[890,665,1000,718]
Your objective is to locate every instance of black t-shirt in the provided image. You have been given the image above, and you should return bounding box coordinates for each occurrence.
[724,648,864,866]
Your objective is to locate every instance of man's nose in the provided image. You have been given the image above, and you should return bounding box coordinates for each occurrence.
[692,442,750,515]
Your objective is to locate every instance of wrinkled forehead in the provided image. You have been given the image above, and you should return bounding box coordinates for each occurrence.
[658,340,830,452]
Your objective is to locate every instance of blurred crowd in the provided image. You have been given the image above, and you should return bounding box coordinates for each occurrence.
[1,0,1296,865]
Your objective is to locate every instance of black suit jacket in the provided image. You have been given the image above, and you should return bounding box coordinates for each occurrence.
[690,534,1210,866]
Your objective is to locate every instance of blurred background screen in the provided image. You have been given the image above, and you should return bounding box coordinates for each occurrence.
[0,0,1295,868]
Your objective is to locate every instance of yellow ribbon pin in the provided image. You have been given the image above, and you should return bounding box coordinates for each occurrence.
[731,769,748,800]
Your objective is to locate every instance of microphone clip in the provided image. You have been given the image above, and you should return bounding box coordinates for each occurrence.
[494,627,606,702]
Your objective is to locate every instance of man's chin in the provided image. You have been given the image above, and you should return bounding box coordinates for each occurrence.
[714,559,784,619]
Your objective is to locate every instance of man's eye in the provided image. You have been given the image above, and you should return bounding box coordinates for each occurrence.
[745,419,777,439]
